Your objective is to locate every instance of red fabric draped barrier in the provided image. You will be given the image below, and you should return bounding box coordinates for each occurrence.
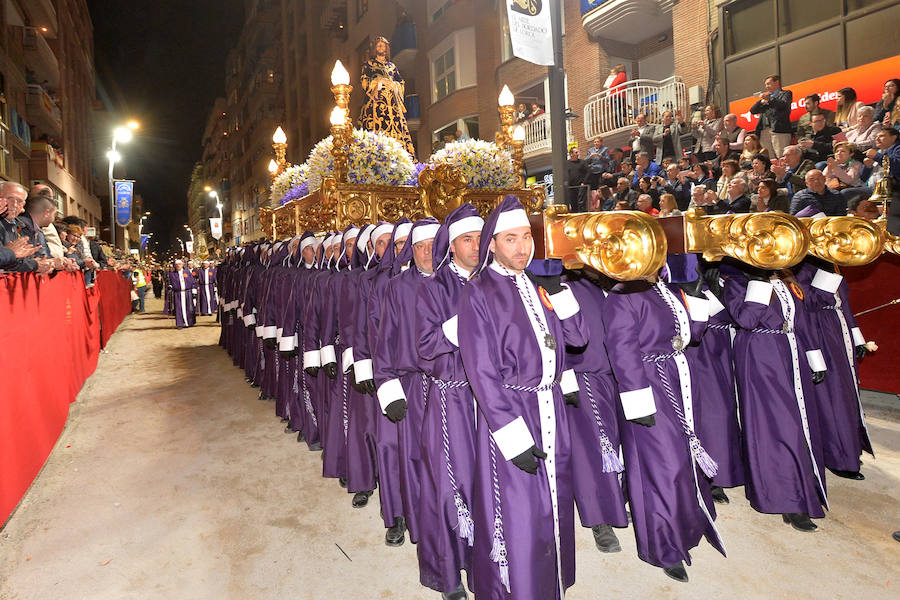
[844,254,900,394]
[96,270,133,348]
[0,271,130,526]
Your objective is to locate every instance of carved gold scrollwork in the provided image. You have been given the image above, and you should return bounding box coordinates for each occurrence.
[802,216,884,266]
[342,191,371,224]
[419,165,467,221]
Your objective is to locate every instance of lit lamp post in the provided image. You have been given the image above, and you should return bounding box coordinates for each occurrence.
[330,107,350,183]
[272,127,287,175]
[497,84,516,149]
[106,120,139,250]
[511,125,526,188]
[184,225,194,258]
[330,60,352,112]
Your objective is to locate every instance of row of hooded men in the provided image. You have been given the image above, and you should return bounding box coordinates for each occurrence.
[215,195,872,600]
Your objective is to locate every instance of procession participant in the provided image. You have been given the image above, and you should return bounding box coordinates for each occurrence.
[558,270,629,552]
[367,220,411,545]
[796,260,874,479]
[458,196,587,600]
[257,242,289,402]
[374,217,440,545]
[415,203,483,599]
[169,259,197,329]
[164,263,174,316]
[722,263,829,533]
[197,259,217,315]
[670,256,746,503]
[603,264,724,583]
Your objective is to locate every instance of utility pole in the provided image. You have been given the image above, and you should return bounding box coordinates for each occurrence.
[547,0,567,205]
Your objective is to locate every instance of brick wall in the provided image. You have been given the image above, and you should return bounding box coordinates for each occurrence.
[673,0,711,97]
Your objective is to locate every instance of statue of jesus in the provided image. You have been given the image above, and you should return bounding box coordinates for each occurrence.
[358,36,416,158]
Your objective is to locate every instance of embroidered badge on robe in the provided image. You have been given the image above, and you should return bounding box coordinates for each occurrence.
[538,286,554,311]
[789,281,804,300]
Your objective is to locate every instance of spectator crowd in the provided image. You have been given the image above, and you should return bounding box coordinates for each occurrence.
[564,75,900,223]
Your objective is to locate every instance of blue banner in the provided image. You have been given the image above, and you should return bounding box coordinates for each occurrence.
[581,0,609,16]
[114,180,134,227]
[140,234,149,251]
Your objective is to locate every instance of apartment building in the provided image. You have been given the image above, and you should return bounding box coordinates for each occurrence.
[0,0,101,227]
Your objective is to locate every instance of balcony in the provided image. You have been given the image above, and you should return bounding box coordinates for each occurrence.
[26,84,62,135]
[22,0,58,36]
[391,20,417,73]
[405,94,420,129]
[521,113,574,158]
[581,0,675,44]
[583,76,687,145]
[23,27,59,87]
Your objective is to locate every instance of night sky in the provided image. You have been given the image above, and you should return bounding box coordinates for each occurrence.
[88,1,244,255]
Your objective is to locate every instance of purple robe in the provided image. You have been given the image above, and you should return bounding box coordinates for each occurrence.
[723,272,829,518]
[459,264,587,600]
[169,269,197,328]
[603,281,725,568]
[562,276,628,529]
[798,264,873,472]
[197,267,218,315]
[415,260,477,593]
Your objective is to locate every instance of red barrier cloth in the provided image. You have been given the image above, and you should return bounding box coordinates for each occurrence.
[0,270,130,526]
[844,254,900,394]
[96,270,132,348]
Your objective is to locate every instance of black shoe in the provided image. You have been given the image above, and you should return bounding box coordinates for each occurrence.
[385,516,406,547]
[663,562,688,582]
[281,417,289,423]
[250,382,260,388]
[441,582,468,600]
[711,486,730,504]
[244,377,253,383]
[284,424,294,434]
[829,468,865,480]
[338,477,347,489]
[591,524,621,553]
[893,531,900,543]
[308,441,322,451]
[782,513,818,532]
[352,490,373,508]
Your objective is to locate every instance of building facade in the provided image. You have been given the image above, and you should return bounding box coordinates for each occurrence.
[0,0,101,227]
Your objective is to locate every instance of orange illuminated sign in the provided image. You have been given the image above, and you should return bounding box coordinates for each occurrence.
[729,56,900,131]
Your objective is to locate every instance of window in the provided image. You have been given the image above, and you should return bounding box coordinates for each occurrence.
[433,48,455,101]
[778,26,842,84]
[846,3,900,68]
[356,0,368,21]
[430,0,451,22]
[500,9,513,62]
[778,0,840,35]
[723,0,774,56]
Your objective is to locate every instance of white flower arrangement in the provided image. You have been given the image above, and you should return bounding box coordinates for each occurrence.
[270,163,308,203]
[305,128,415,192]
[427,139,517,189]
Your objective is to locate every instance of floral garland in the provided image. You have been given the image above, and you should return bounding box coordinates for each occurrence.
[305,128,415,192]
[270,163,308,203]
[427,139,516,189]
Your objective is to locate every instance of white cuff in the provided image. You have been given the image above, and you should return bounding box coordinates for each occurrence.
[377,378,407,413]
[560,369,579,395]
[237,307,244,318]
[806,349,827,372]
[703,289,726,316]
[811,269,842,294]
[442,315,459,347]
[342,347,355,373]
[491,416,536,461]
[243,313,257,326]
[320,344,336,366]
[303,349,321,369]
[255,325,264,338]
[279,334,297,352]
[262,325,277,339]
[354,358,374,381]
[684,295,710,322]
[548,286,580,320]
[620,386,657,420]
[276,327,284,340]
[744,280,773,305]
[851,327,866,347]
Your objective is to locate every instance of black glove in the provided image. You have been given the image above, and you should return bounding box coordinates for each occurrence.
[246,323,255,330]
[347,364,360,391]
[812,370,826,384]
[629,414,656,427]
[384,399,408,423]
[279,349,297,360]
[563,391,579,408]
[855,345,867,360]
[323,362,338,379]
[304,366,320,378]
[743,265,772,282]
[360,378,376,396]
[527,272,564,294]
[511,445,548,475]
[264,338,277,350]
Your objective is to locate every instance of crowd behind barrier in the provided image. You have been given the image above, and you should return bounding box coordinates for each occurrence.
[0,270,133,526]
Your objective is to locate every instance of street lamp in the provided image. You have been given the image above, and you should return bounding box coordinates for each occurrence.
[107,121,139,250]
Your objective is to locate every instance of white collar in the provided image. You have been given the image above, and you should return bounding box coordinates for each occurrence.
[449,260,471,279]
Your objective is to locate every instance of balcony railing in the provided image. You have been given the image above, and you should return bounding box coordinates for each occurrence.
[25,84,62,134]
[583,76,687,142]
[522,113,574,158]
[23,27,59,87]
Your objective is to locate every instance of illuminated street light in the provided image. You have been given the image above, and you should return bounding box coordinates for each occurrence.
[106,149,121,162]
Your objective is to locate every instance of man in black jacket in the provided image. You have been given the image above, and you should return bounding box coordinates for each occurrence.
[750,74,793,159]
[799,114,842,163]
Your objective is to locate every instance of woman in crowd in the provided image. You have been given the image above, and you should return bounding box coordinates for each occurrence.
[638,175,661,207]
[605,64,628,128]
[751,179,789,213]
[835,87,864,130]
[692,163,716,189]
[692,105,723,161]
[823,142,864,190]
[658,193,682,216]
[740,133,767,168]
[845,106,882,153]
[747,153,774,188]
[716,159,742,200]
[874,78,900,128]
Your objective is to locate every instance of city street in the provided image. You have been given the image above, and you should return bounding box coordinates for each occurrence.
[1,297,898,600]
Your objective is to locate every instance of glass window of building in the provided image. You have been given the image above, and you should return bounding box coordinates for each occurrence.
[777,0,840,35]
[433,48,455,101]
[846,3,900,68]
[723,0,775,56]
